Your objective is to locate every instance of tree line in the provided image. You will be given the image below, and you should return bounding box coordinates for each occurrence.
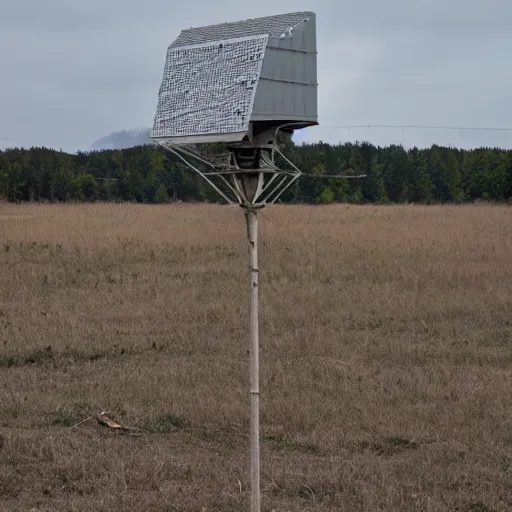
[0,140,511,204]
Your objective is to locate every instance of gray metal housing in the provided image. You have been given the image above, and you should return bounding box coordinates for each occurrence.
[252,13,317,127]
[150,12,318,144]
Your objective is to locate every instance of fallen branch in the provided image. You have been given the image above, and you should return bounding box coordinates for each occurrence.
[70,416,93,429]
[96,411,144,437]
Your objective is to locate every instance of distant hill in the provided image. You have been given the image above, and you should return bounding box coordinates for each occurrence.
[89,128,150,150]
[88,126,308,151]
[87,126,314,151]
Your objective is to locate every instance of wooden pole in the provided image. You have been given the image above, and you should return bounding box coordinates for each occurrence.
[245,208,260,512]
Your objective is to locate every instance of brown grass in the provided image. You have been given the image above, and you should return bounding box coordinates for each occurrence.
[0,202,511,511]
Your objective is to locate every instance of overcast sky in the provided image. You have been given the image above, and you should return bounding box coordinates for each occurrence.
[0,0,511,152]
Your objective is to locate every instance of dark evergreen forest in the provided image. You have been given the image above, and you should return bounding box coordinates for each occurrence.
[1,139,511,204]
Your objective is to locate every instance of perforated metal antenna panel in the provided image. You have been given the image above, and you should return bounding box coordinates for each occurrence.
[152,35,268,143]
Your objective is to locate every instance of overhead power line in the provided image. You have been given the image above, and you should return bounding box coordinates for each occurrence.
[325,124,512,132]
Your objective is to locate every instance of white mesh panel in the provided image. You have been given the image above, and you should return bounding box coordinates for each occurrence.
[152,35,268,141]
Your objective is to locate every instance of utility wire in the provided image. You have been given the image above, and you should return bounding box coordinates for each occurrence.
[325,124,512,132]
[301,172,367,179]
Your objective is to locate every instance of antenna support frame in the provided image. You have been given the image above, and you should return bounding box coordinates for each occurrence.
[154,121,306,209]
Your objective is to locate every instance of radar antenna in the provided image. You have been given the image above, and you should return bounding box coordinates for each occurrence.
[150,11,364,512]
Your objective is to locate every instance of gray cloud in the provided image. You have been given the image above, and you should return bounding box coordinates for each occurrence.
[0,0,510,152]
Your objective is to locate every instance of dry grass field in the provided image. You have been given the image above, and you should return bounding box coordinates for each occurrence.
[0,202,511,512]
